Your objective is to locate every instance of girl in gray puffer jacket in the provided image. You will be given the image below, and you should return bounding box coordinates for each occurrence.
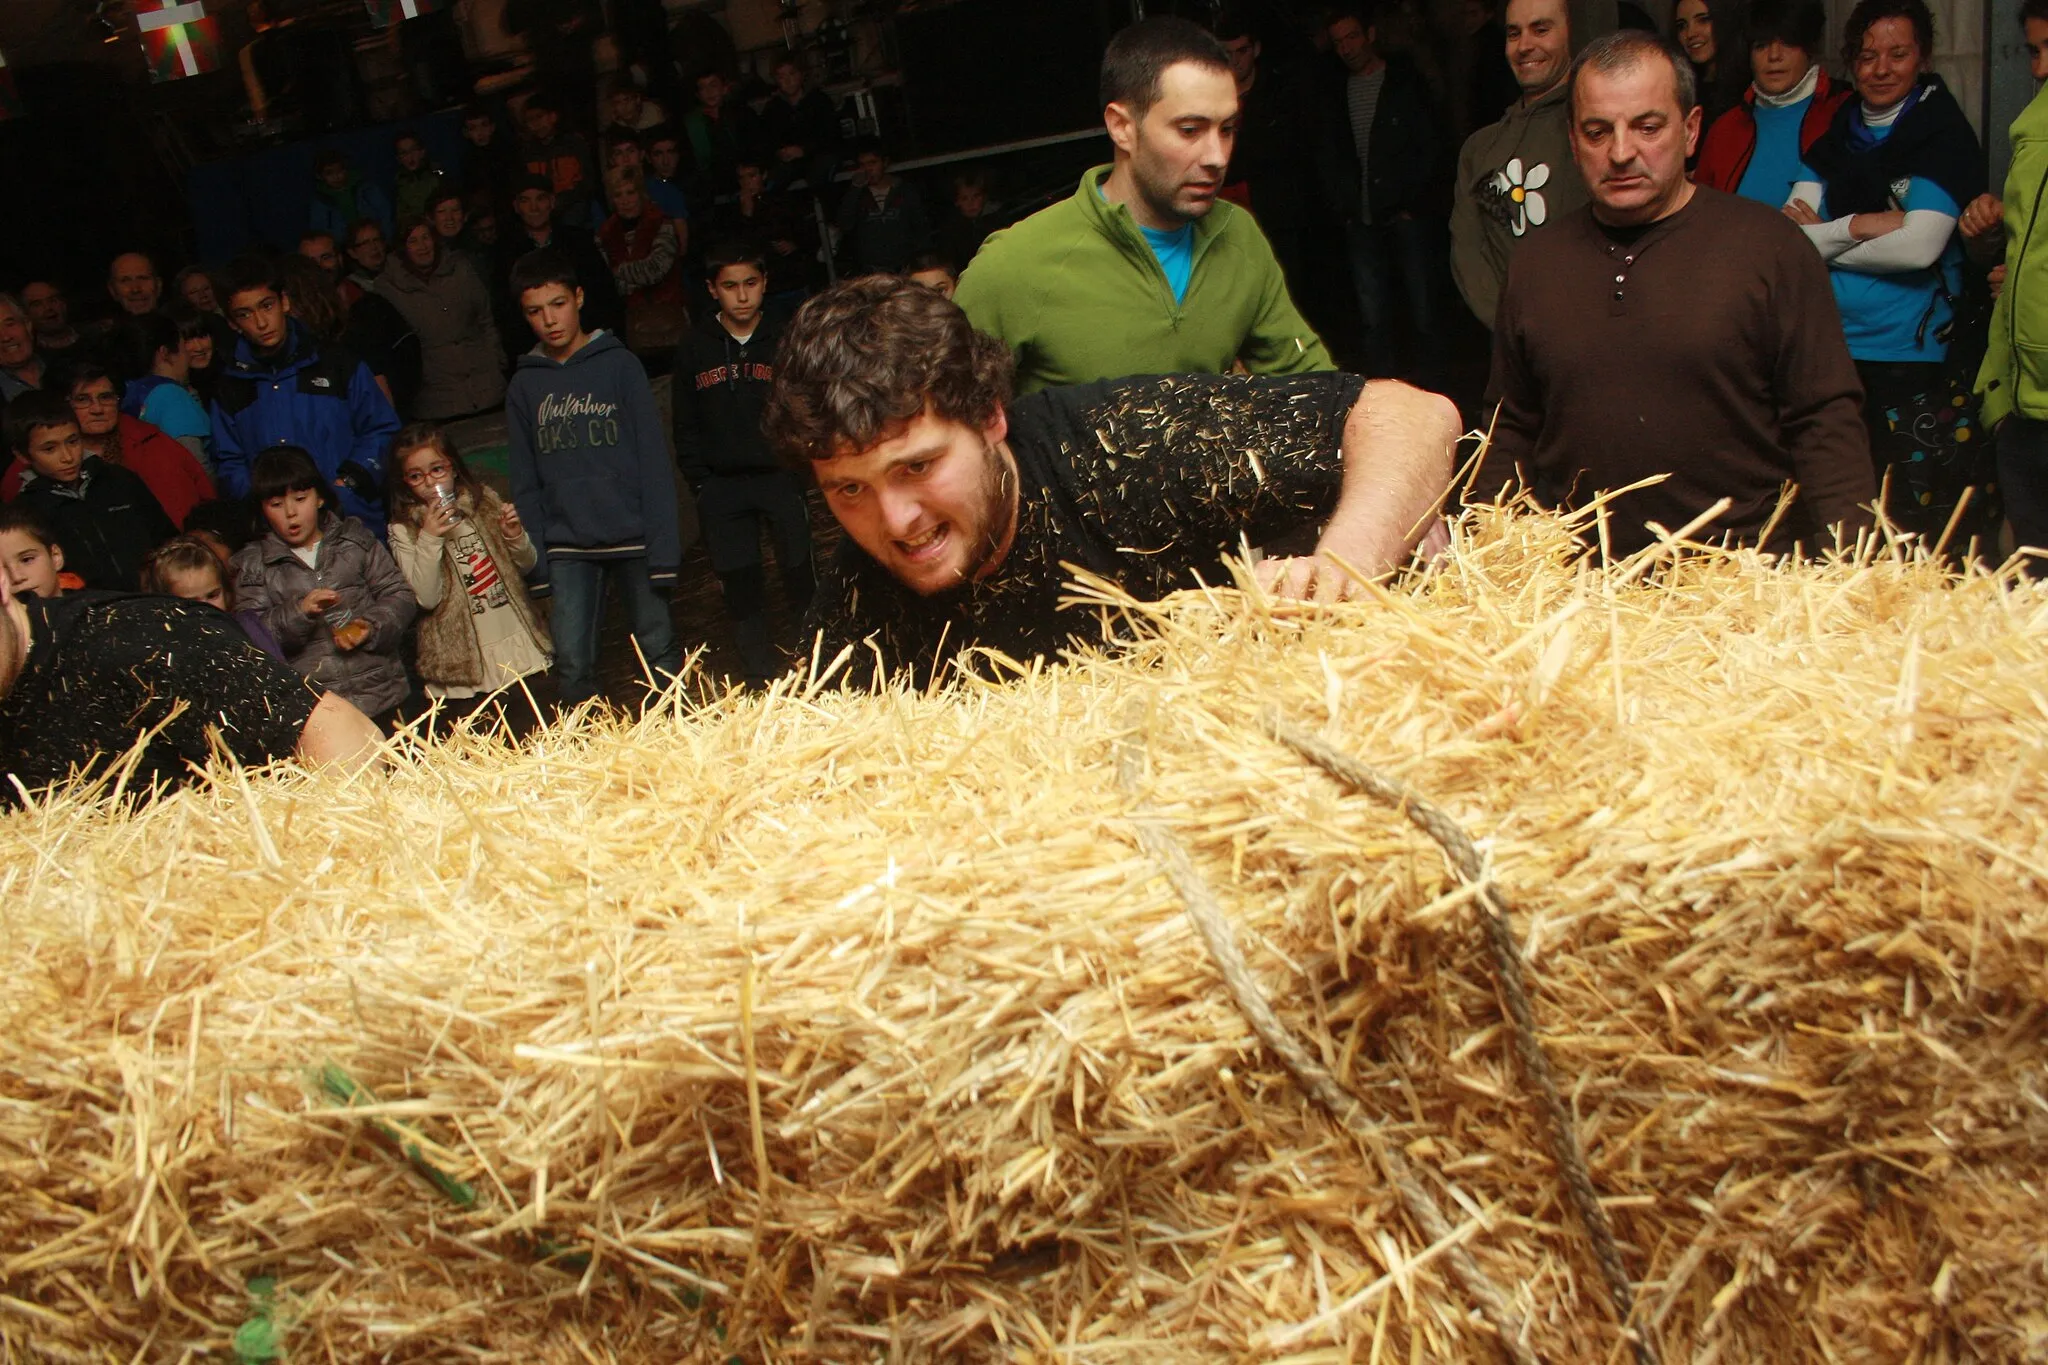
[232,446,418,723]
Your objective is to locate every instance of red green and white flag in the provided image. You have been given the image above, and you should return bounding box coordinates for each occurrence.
[365,0,446,27]
[137,1,223,83]
[0,48,22,122]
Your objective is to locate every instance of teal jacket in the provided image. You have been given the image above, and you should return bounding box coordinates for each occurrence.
[954,165,1332,393]
[1978,83,2048,429]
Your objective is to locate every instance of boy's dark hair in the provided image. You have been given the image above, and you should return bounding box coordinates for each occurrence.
[951,167,989,194]
[1748,0,1826,50]
[705,240,770,276]
[764,275,1013,465]
[905,251,957,277]
[509,248,580,299]
[2025,0,2048,24]
[601,125,644,152]
[130,310,186,369]
[313,149,348,175]
[394,129,424,150]
[5,391,79,457]
[851,134,887,159]
[426,184,466,214]
[249,445,334,511]
[181,497,255,554]
[461,101,495,124]
[346,217,385,248]
[219,254,288,306]
[1842,0,1934,67]
[524,89,563,117]
[0,503,59,551]
[1100,17,1232,114]
[275,256,343,343]
[644,122,680,148]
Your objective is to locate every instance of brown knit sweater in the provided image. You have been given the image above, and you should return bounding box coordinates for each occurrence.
[1474,185,1875,557]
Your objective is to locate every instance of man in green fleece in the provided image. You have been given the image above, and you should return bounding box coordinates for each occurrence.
[954,17,1330,394]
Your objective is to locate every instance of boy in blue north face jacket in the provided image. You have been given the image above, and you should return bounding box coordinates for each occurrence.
[211,258,401,537]
[504,247,684,706]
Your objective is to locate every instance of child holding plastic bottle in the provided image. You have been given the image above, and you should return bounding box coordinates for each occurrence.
[386,422,553,735]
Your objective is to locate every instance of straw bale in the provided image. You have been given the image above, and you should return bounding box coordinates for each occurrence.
[3,508,2046,1363]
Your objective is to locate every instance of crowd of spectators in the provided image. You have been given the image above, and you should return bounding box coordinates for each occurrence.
[0,0,2042,804]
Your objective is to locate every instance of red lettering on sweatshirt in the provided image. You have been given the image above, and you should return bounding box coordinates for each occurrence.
[693,361,775,390]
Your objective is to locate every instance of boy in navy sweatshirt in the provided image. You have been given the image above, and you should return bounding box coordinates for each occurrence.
[505,249,683,706]
[672,242,814,686]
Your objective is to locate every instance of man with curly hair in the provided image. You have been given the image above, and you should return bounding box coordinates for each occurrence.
[765,277,1459,687]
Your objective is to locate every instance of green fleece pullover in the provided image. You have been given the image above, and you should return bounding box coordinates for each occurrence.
[1978,81,2048,429]
[954,165,1332,394]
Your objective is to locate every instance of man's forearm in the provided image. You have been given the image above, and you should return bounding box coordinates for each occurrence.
[296,690,384,768]
[1316,380,1459,579]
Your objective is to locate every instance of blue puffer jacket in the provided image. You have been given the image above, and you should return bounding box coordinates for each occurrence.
[210,322,402,536]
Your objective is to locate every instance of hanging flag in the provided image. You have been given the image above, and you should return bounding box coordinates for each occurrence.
[136,0,223,83]
[0,47,22,122]
[364,0,446,28]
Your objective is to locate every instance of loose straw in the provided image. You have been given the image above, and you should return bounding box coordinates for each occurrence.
[1265,714,1656,1365]
[1116,711,1539,1365]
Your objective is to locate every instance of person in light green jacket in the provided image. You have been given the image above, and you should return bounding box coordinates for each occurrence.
[1966,0,2048,571]
[954,17,1331,395]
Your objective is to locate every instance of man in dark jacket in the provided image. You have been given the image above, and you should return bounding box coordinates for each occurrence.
[1323,5,1450,377]
[673,242,814,685]
[494,174,624,362]
[210,258,401,538]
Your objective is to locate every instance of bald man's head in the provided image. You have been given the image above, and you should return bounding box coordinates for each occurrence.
[108,252,163,316]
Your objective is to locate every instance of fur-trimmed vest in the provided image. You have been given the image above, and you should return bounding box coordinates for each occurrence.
[396,485,552,688]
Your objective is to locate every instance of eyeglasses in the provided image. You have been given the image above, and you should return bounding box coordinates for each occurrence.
[70,390,118,407]
[402,460,454,485]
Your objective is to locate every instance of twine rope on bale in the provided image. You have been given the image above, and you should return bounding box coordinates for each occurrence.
[1264,713,1656,1365]
[1115,711,1540,1365]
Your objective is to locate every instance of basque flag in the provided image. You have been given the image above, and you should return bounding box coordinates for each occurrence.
[365,0,446,27]
[137,1,223,83]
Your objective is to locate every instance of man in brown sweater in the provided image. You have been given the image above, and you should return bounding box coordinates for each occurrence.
[1473,30,1873,557]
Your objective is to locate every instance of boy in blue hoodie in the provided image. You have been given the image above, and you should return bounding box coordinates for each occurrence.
[505,248,683,706]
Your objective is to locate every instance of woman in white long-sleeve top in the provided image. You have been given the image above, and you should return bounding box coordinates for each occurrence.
[1784,0,1987,540]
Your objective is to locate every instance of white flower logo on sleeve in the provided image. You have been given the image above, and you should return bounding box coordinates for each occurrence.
[1488,158,1551,236]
